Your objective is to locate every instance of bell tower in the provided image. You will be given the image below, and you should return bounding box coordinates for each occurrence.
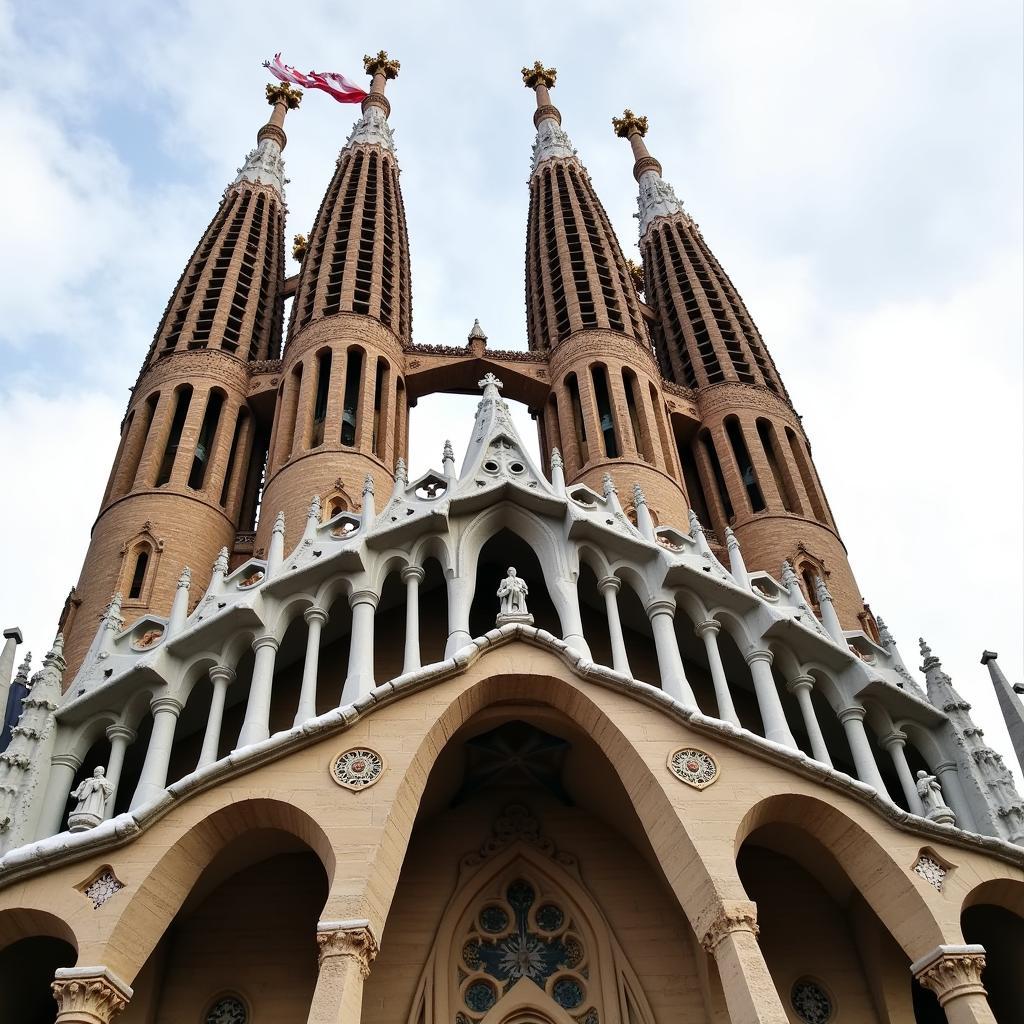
[59,85,297,676]
[522,64,689,527]
[256,51,412,554]
[616,111,870,629]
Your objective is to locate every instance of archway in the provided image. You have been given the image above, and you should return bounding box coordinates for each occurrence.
[0,909,77,1024]
[962,880,1024,1023]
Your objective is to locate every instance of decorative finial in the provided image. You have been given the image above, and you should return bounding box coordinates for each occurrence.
[14,652,31,680]
[478,372,504,392]
[814,575,833,602]
[602,473,617,498]
[104,592,123,619]
[632,482,647,506]
[781,560,798,587]
[442,439,455,461]
[308,494,323,519]
[626,258,644,294]
[363,474,375,496]
[292,233,308,261]
[468,318,488,343]
[612,108,648,138]
[550,447,563,469]
[395,457,408,484]
[919,638,932,658]
[213,546,230,575]
[522,61,557,89]
[43,633,65,668]
[266,82,303,109]
[177,566,192,589]
[688,509,704,534]
[272,511,286,535]
[364,50,400,79]
[725,526,738,547]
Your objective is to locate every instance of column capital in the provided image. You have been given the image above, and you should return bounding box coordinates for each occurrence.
[150,696,183,717]
[695,619,721,638]
[51,752,84,771]
[304,605,330,626]
[105,724,137,745]
[52,965,133,1023]
[744,648,774,667]
[700,900,759,954]
[316,919,379,977]
[935,759,959,774]
[350,589,380,610]
[597,575,622,595]
[880,729,908,751]
[251,634,281,653]
[400,565,426,584]
[837,704,867,725]
[645,598,676,619]
[786,673,815,694]
[209,664,237,686]
[910,945,987,1007]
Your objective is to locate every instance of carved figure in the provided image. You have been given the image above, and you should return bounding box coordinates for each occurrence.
[916,770,956,824]
[497,567,529,616]
[68,766,114,832]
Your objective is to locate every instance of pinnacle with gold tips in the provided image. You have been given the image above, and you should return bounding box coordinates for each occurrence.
[612,109,648,138]
[522,61,557,89]
[292,234,308,261]
[364,50,400,79]
[266,82,303,109]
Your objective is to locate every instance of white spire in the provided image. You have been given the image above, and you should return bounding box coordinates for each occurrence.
[531,118,577,172]
[343,105,395,154]
[233,138,286,193]
[636,170,691,237]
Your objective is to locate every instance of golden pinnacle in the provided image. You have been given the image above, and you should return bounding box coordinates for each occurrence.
[363,50,400,79]
[292,234,308,261]
[612,109,648,138]
[266,82,303,109]
[626,258,645,294]
[522,61,557,89]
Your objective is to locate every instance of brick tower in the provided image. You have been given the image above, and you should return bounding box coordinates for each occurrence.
[257,51,411,554]
[615,111,870,630]
[522,64,690,526]
[59,84,298,675]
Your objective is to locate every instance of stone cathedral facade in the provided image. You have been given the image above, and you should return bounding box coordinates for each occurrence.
[0,53,1022,1024]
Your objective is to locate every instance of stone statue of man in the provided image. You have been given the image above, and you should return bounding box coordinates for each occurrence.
[68,766,114,832]
[497,567,529,616]
[916,770,955,824]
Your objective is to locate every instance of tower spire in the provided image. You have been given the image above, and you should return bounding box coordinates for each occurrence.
[233,82,301,191]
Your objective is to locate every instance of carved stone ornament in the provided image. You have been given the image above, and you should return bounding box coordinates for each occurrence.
[52,967,132,1022]
[79,866,125,909]
[791,979,833,1023]
[700,903,759,953]
[205,993,248,1024]
[330,748,384,790]
[668,747,719,789]
[912,946,988,1007]
[316,921,379,976]
[912,852,948,892]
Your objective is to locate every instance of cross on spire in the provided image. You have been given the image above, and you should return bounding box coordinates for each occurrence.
[479,372,504,392]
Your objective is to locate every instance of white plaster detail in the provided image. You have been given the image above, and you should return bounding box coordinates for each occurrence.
[531,118,576,171]
[232,138,285,194]
[81,867,125,909]
[668,748,718,789]
[331,748,384,790]
[913,853,948,891]
[636,169,691,235]
[343,104,395,154]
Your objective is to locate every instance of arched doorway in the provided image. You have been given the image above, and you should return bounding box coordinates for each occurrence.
[0,910,77,1024]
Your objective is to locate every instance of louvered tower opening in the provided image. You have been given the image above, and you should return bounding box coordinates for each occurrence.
[192,193,252,347]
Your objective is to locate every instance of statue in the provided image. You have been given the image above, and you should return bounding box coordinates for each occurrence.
[915,770,956,825]
[68,766,114,832]
[496,567,534,626]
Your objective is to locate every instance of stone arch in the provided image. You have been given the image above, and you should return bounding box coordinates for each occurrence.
[961,876,1024,919]
[480,981,577,1024]
[409,532,454,578]
[268,591,317,641]
[0,907,78,1024]
[456,504,569,586]
[368,551,412,596]
[314,568,357,612]
[0,905,78,953]
[118,522,165,607]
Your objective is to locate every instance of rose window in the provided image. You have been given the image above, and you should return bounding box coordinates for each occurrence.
[791,979,833,1024]
[457,877,598,1023]
[204,995,247,1024]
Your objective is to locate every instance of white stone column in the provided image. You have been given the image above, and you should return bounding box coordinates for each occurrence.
[295,608,329,726]
[197,665,234,768]
[130,697,183,808]
[786,674,832,766]
[36,752,82,839]
[695,620,739,726]
[598,576,632,677]
[103,724,137,818]
[645,600,697,708]
[341,590,378,705]
[401,566,424,674]
[881,730,925,814]
[0,626,22,719]
[837,705,888,794]
[936,760,976,831]
[444,576,473,657]
[236,636,280,748]
[745,650,797,749]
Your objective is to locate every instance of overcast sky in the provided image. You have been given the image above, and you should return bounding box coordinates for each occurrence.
[0,1,1021,780]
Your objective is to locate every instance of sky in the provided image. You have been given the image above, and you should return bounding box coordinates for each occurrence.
[0,1,1021,779]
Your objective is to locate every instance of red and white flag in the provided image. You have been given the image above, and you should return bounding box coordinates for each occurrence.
[264,54,368,104]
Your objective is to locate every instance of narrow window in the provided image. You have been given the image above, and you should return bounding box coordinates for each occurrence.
[725,417,765,512]
[623,370,650,461]
[372,358,389,458]
[341,348,364,446]
[680,444,712,528]
[155,385,193,486]
[700,430,734,522]
[786,426,826,522]
[128,550,149,600]
[188,390,225,490]
[756,418,798,513]
[801,565,821,613]
[565,373,588,464]
[219,408,248,507]
[239,428,269,531]
[310,349,332,448]
[590,365,619,458]
[125,393,160,491]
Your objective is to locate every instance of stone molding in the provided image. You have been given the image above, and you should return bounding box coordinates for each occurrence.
[696,380,800,423]
[910,944,987,1006]
[700,900,759,953]
[316,919,379,976]
[52,965,133,1023]
[134,348,252,403]
[547,328,661,379]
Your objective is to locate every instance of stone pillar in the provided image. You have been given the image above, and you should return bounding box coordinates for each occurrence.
[881,731,925,815]
[786,674,832,766]
[444,576,473,658]
[837,706,888,795]
[700,901,788,1024]
[130,697,183,808]
[52,966,132,1024]
[936,760,977,831]
[0,626,21,718]
[197,665,235,768]
[341,590,378,705]
[598,576,632,677]
[911,945,994,1024]
[36,752,83,839]
[745,651,797,749]
[236,635,280,748]
[307,920,379,1024]
[645,600,697,708]
[401,566,424,674]
[295,607,329,725]
[695,620,739,726]
[103,724,137,818]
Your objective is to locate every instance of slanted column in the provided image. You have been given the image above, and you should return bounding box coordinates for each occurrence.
[936,759,977,831]
[308,919,379,1024]
[911,945,994,1024]
[52,966,132,1024]
[837,705,888,794]
[700,901,788,1024]
[341,590,378,704]
[745,651,797,749]
[103,724,136,818]
[786,674,832,766]
[236,636,280,748]
[881,730,925,814]
[598,576,631,677]
[645,600,697,708]
[36,752,83,839]
[401,566,424,674]
[198,665,234,768]
[695,620,739,726]
[295,608,329,726]
[130,697,183,808]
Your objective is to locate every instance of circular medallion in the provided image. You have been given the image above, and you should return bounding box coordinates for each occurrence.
[552,976,585,1010]
[205,995,247,1024]
[667,747,719,789]
[791,979,833,1024]
[330,748,384,790]
[465,979,497,1013]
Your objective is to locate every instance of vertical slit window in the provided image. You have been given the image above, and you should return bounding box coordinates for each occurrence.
[341,348,364,446]
[622,370,650,461]
[278,365,302,459]
[188,391,225,490]
[786,427,826,523]
[680,444,712,529]
[566,373,588,464]
[725,417,765,512]
[651,385,675,476]
[156,386,193,486]
[372,358,388,458]
[128,550,149,601]
[220,408,248,507]
[590,365,619,458]
[757,419,798,512]
[700,430,734,522]
[320,153,361,320]
[240,428,270,531]
[310,350,332,448]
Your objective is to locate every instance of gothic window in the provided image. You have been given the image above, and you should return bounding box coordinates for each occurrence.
[724,416,766,513]
[128,550,149,601]
[203,994,248,1024]
[155,385,193,486]
[341,347,364,446]
[310,349,332,448]
[590,365,619,458]
[188,389,225,490]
